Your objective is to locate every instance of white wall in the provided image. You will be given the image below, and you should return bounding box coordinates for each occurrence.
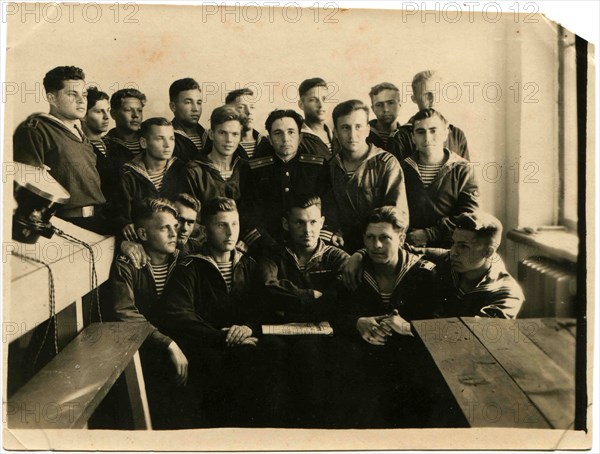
[3,4,561,232]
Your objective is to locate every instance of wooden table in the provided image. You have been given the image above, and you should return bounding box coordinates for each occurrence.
[413,317,576,429]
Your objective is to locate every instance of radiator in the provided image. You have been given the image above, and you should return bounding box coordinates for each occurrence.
[518,257,577,318]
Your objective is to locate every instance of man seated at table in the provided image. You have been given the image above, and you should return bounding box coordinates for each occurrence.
[107,197,196,428]
[158,197,280,426]
[423,211,524,319]
[257,194,349,426]
[331,206,442,427]
[341,211,524,319]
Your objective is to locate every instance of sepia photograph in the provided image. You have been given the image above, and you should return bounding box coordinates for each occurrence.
[1,0,597,451]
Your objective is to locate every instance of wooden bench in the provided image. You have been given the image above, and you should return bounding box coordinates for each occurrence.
[413,317,576,429]
[7,322,153,429]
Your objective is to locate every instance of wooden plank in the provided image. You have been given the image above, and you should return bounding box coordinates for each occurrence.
[463,317,575,430]
[413,318,550,428]
[122,352,153,430]
[516,318,576,378]
[7,322,152,429]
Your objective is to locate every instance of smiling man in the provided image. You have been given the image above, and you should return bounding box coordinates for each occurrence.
[13,65,107,233]
[183,106,249,206]
[117,117,186,241]
[330,206,442,427]
[401,108,479,248]
[393,70,471,161]
[325,99,409,253]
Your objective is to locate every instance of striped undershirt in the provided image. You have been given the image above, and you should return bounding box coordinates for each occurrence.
[346,170,355,179]
[220,169,233,180]
[126,140,142,155]
[189,134,203,152]
[91,139,107,157]
[147,168,166,190]
[417,162,443,187]
[151,263,169,296]
[240,140,256,159]
[380,292,392,306]
[216,260,233,291]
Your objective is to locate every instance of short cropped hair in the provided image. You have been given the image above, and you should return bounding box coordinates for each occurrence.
[369,82,400,99]
[210,105,243,130]
[169,78,201,102]
[412,70,438,94]
[132,197,177,227]
[286,194,322,217]
[86,86,109,111]
[225,88,253,105]
[201,197,238,225]
[265,109,304,134]
[110,88,147,111]
[412,108,449,129]
[175,193,201,214]
[364,206,408,235]
[299,77,327,98]
[43,66,85,93]
[140,117,172,139]
[332,99,369,128]
[454,211,503,248]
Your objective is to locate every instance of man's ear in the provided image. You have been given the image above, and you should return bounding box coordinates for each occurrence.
[137,227,147,241]
[399,232,407,245]
[319,215,325,229]
[281,217,289,232]
[47,91,57,108]
[297,98,304,112]
[110,108,117,120]
[410,94,417,105]
[139,136,147,151]
[267,134,273,146]
[168,101,176,114]
[484,245,495,259]
[332,127,338,139]
[207,129,214,141]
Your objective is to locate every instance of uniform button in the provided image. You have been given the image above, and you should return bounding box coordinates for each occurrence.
[284,187,290,192]
[285,171,290,176]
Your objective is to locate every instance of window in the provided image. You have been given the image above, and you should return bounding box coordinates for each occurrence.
[558,26,579,231]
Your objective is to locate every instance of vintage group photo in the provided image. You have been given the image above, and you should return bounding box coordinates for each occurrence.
[1,1,594,451]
